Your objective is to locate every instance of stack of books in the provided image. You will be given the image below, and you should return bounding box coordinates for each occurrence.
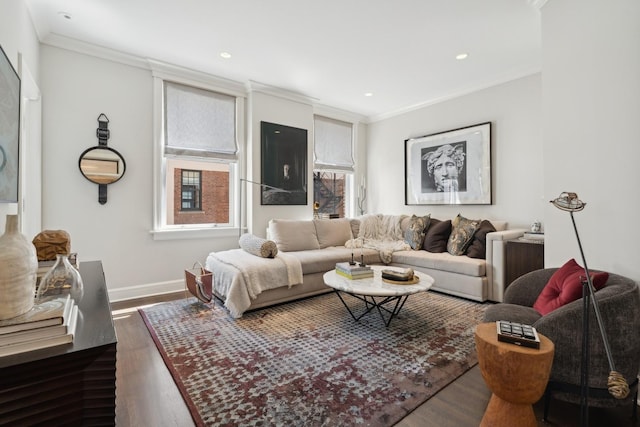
[0,294,78,357]
[335,262,373,280]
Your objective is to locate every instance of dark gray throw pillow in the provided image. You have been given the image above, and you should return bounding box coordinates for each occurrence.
[466,220,496,259]
[422,218,451,253]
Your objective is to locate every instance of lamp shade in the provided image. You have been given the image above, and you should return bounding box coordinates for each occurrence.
[550,192,586,212]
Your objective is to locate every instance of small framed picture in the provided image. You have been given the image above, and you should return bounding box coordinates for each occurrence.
[405,122,491,205]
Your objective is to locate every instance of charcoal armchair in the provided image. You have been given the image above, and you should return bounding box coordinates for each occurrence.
[483,268,640,418]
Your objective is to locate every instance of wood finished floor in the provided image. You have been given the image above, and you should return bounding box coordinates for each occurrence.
[112,292,638,426]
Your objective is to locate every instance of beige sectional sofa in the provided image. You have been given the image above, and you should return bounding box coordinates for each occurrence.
[239,214,526,313]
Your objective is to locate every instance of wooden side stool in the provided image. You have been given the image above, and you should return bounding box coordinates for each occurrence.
[475,322,554,427]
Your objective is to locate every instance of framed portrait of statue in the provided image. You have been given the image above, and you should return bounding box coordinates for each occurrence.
[260,121,308,205]
[404,122,491,205]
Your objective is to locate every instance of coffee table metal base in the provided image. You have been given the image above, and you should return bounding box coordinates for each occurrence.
[333,290,410,327]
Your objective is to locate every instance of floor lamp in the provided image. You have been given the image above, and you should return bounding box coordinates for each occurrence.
[550,192,629,426]
[238,178,290,241]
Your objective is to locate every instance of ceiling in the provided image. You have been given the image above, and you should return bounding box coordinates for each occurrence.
[24,0,542,120]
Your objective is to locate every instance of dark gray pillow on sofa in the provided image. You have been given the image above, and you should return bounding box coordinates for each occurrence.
[465,220,496,259]
[422,218,451,253]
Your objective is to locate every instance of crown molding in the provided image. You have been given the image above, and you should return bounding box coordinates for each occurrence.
[246,80,319,106]
[313,104,366,124]
[148,59,246,96]
[369,68,541,123]
[41,33,150,70]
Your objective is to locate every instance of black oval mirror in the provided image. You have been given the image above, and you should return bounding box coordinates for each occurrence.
[78,146,126,185]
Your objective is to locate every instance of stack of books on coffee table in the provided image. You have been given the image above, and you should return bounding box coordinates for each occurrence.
[0,294,78,357]
[335,262,373,280]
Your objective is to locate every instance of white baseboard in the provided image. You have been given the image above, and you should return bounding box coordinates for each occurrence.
[108,279,184,303]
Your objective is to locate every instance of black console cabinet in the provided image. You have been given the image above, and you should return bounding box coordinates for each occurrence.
[0,261,117,425]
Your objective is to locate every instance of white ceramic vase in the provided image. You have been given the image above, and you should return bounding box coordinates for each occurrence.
[0,215,38,320]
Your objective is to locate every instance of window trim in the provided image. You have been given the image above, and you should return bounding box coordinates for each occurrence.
[150,61,245,240]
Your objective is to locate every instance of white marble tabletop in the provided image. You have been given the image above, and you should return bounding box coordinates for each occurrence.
[323,265,434,297]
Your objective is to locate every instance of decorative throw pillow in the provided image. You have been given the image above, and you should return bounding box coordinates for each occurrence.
[403,214,431,250]
[268,219,320,252]
[239,233,278,258]
[422,218,452,253]
[447,214,480,256]
[533,258,609,316]
[465,220,497,259]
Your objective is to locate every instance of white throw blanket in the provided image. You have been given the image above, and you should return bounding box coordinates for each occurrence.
[347,214,411,263]
[205,249,303,318]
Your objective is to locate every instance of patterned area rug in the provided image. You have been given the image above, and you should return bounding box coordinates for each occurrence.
[140,291,489,426]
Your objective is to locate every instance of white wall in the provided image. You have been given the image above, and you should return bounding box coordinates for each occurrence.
[541,0,640,280]
[246,90,315,237]
[40,45,238,300]
[367,74,543,228]
[0,1,40,232]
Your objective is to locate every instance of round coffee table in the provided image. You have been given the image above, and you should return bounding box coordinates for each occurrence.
[475,322,555,427]
[323,265,434,327]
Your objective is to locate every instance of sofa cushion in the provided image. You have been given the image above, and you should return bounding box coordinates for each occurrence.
[483,303,542,326]
[447,214,480,256]
[465,220,497,259]
[403,214,431,250]
[532,258,609,316]
[268,219,320,252]
[286,247,381,275]
[392,250,485,277]
[313,218,353,249]
[422,218,451,253]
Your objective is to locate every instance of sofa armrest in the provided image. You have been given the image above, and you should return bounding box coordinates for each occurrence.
[485,229,527,302]
[504,268,557,306]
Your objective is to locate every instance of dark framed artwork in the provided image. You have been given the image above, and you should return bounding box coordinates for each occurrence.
[260,121,307,205]
[0,45,21,203]
[405,122,491,205]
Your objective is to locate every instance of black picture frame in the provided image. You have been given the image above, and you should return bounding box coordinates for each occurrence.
[405,122,491,205]
[260,121,307,205]
[0,44,21,203]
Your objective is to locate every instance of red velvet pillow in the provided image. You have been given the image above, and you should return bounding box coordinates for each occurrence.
[533,258,609,316]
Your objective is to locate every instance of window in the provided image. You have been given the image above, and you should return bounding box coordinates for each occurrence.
[313,116,354,218]
[151,65,245,239]
[180,170,201,211]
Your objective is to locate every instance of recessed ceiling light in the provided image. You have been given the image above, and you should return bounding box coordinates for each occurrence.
[220,52,232,59]
[456,53,468,60]
[58,11,72,20]
[364,92,373,97]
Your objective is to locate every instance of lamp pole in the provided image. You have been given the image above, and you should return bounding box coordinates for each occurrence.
[550,192,629,427]
[238,178,290,241]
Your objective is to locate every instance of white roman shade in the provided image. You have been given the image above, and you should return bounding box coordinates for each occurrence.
[164,81,237,160]
[313,116,354,171]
